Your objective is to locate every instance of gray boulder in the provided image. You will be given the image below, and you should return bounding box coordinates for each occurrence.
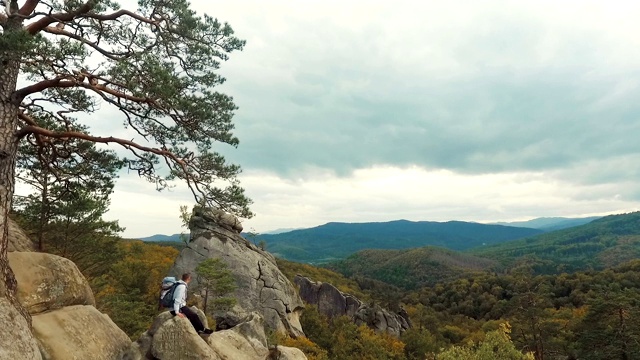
[0,297,42,360]
[32,305,131,360]
[140,310,307,360]
[170,206,304,337]
[151,316,220,360]
[9,252,95,315]
[294,275,410,337]
[8,218,35,252]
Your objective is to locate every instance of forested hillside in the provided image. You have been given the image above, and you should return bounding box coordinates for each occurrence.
[326,247,496,290]
[260,220,541,263]
[278,251,640,359]
[475,211,640,273]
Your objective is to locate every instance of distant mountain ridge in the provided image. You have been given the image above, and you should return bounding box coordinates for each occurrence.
[137,233,182,242]
[475,211,640,273]
[137,217,604,265]
[258,220,542,263]
[491,216,601,231]
[326,212,640,290]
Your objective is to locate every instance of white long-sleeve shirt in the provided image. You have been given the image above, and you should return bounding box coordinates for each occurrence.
[172,281,187,314]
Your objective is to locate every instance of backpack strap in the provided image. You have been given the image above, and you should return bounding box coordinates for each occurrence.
[171,282,186,299]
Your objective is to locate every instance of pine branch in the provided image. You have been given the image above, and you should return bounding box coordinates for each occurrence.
[18,0,39,16]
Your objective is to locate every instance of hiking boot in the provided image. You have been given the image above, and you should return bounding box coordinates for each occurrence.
[203,328,214,334]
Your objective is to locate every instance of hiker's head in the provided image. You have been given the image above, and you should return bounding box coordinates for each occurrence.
[182,273,192,284]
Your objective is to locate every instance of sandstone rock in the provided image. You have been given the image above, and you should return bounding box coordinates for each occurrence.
[8,217,35,252]
[151,316,220,360]
[190,206,244,233]
[32,305,131,360]
[206,312,269,359]
[133,331,153,360]
[149,312,174,336]
[9,252,95,315]
[123,331,155,360]
[295,275,410,336]
[139,310,308,360]
[0,297,42,360]
[170,206,305,337]
[274,346,308,360]
[150,307,208,335]
[207,329,268,360]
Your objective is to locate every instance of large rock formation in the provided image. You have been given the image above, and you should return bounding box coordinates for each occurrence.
[0,297,42,360]
[33,305,131,360]
[151,317,220,360]
[169,206,305,337]
[9,252,95,314]
[295,275,411,337]
[133,311,307,360]
[7,251,131,360]
[4,217,40,360]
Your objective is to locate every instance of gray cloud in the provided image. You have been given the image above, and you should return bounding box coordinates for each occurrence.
[193,1,640,187]
[67,1,640,236]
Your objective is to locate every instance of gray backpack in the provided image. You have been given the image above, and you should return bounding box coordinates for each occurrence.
[159,280,184,308]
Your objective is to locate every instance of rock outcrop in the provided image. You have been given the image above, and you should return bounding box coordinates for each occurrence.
[169,206,305,337]
[9,252,95,314]
[8,251,131,360]
[8,217,35,252]
[295,275,411,337]
[33,305,131,360]
[133,311,307,360]
[0,297,42,360]
[151,317,220,360]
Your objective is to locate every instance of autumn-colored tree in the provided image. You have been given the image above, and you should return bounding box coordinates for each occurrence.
[438,323,534,360]
[271,334,329,360]
[300,305,334,352]
[94,240,178,337]
[401,327,439,360]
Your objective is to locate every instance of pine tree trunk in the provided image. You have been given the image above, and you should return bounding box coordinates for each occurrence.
[0,27,31,326]
[38,176,48,251]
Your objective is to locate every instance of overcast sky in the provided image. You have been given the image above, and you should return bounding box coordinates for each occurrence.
[97,0,640,237]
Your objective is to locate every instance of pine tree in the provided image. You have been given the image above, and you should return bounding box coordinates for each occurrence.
[195,257,237,315]
[0,0,251,323]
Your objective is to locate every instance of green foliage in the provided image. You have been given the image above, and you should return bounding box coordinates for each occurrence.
[326,316,405,360]
[438,323,534,360]
[575,289,640,360]
[178,205,191,244]
[328,247,495,290]
[13,116,125,278]
[300,305,334,351]
[5,0,254,220]
[292,255,640,360]
[300,306,405,360]
[97,289,156,339]
[401,328,439,360]
[0,28,37,60]
[195,258,237,315]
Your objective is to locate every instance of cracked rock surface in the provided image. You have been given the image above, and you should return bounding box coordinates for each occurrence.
[169,207,305,337]
[295,275,411,337]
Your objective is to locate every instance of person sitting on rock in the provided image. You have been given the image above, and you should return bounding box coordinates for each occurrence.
[172,273,214,334]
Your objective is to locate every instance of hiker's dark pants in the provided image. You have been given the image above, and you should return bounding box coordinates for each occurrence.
[171,307,205,332]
